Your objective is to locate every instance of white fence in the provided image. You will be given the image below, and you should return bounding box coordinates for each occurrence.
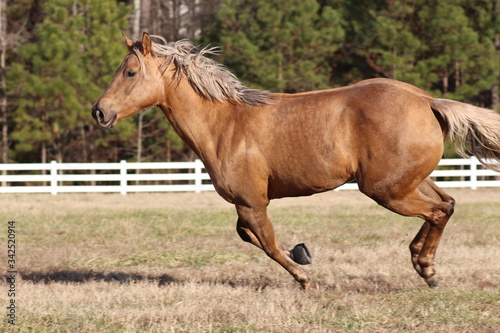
[0,157,499,195]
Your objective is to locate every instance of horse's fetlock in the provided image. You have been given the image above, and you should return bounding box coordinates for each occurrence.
[409,242,422,254]
[418,257,433,270]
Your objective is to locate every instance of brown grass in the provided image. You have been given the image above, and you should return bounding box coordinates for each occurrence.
[0,189,499,332]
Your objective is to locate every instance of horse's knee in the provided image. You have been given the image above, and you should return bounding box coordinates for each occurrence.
[446,197,456,216]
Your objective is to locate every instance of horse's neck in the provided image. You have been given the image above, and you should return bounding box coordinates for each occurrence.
[159,88,236,164]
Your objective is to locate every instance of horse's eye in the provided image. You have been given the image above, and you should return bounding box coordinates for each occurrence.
[125,70,136,78]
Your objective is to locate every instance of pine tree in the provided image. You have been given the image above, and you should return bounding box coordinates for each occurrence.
[8,0,131,163]
[457,0,499,109]
[417,0,496,101]
[335,0,498,105]
[1,0,35,166]
[360,2,424,84]
[211,0,344,92]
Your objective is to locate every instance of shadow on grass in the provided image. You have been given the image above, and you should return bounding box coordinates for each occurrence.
[12,270,177,286]
[3,270,279,290]
[3,270,415,293]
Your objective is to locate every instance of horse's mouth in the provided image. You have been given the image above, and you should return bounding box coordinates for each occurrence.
[101,115,117,129]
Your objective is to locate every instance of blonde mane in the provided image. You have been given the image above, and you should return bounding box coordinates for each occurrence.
[136,36,272,106]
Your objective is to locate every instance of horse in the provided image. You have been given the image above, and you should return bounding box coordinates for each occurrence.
[92,33,500,289]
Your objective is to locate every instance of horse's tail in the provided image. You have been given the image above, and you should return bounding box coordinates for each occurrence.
[431,98,500,172]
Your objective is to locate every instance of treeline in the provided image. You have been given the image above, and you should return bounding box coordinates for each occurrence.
[1,0,498,164]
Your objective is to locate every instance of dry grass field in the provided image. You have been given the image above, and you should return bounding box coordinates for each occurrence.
[1,189,499,332]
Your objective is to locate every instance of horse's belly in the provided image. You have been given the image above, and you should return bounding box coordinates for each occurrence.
[267,172,352,199]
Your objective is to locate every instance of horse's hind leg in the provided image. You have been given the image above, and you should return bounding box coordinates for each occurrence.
[366,179,455,287]
[409,221,430,277]
[410,178,455,283]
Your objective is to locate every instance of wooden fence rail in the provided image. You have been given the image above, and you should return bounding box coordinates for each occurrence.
[0,157,499,195]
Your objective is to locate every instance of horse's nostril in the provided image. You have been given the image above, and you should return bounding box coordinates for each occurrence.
[92,106,105,122]
[97,109,104,120]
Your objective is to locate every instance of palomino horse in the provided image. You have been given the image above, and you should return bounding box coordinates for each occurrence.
[92,33,500,289]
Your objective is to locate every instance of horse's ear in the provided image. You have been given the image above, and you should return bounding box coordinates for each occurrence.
[141,32,152,56]
[122,32,134,53]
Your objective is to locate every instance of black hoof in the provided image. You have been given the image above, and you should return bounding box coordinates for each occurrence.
[291,243,312,265]
[426,277,439,288]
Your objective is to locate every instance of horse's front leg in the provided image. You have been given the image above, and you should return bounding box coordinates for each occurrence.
[237,217,295,257]
[235,204,317,289]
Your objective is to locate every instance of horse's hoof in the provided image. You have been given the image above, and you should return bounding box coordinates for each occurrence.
[426,277,439,288]
[302,280,320,290]
[291,243,312,265]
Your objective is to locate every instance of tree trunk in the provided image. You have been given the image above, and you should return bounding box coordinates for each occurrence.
[165,137,172,185]
[132,0,141,39]
[133,0,143,184]
[172,0,180,40]
[442,73,449,95]
[140,0,151,34]
[153,0,164,34]
[493,83,499,111]
[493,0,499,111]
[392,47,397,79]
[166,137,171,162]
[80,124,88,162]
[41,140,48,186]
[136,111,143,185]
[88,127,96,185]
[454,61,460,90]
[0,0,8,186]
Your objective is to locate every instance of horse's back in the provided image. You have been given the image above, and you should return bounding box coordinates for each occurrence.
[278,78,442,146]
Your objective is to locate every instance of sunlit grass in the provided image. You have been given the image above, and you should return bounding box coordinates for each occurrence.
[0,190,498,332]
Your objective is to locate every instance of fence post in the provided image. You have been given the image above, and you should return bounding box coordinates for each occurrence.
[470,156,477,190]
[194,159,203,193]
[120,160,127,195]
[50,160,58,195]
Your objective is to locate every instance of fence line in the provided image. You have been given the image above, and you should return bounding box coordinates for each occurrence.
[0,157,499,195]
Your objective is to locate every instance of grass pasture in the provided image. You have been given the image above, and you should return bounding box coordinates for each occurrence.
[1,189,499,332]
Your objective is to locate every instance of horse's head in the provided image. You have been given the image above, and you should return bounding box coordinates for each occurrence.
[92,33,165,128]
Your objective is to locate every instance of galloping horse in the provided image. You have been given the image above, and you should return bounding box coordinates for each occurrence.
[92,33,500,289]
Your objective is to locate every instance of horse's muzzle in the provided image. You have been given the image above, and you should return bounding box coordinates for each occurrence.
[92,105,117,129]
